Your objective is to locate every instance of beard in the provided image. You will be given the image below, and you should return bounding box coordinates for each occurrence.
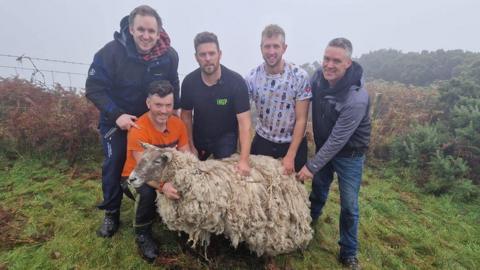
[201,63,219,75]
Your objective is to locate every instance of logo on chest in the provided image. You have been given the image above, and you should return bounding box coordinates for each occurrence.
[216,98,228,106]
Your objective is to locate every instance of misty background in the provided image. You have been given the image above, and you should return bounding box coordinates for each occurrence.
[1,0,479,88]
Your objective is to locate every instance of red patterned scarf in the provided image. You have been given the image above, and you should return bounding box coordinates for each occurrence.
[141,30,171,61]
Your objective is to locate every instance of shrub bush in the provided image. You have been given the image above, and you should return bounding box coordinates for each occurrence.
[0,78,100,163]
[365,81,439,161]
[448,179,480,202]
[389,59,480,194]
[390,124,448,169]
[424,151,478,201]
[425,151,468,193]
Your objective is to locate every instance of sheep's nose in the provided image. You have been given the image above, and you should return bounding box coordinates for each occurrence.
[127,176,137,184]
[128,171,137,181]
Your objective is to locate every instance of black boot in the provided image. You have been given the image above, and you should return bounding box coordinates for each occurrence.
[339,256,361,270]
[96,209,120,238]
[135,224,159,263]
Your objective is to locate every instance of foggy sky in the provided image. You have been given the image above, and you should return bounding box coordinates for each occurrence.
[1,0,479,88]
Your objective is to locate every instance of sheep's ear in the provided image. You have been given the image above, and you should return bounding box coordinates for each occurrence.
[161,152,173,163]
[140,142,156,150]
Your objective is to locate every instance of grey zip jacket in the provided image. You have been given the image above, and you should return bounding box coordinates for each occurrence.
[306,61,371,175]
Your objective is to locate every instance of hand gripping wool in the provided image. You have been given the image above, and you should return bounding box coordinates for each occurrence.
[128,143,313,256]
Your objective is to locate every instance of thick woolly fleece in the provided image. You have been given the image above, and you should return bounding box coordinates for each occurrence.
[128,146,313,256]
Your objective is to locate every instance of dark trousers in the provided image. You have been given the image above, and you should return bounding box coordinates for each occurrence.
[195,132,238,161]
[135,184,158,227]
[98,125,126,211]
[250,133,308,172]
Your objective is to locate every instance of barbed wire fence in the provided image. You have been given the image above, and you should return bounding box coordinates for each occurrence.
[0,53,89,90]
[0,53,186,91]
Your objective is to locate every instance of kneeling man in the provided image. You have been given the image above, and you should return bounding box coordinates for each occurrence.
[121,80,190,263]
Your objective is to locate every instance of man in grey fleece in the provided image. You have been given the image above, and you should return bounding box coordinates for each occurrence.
[297,38,371,270]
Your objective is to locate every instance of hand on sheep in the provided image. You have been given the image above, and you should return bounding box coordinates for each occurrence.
[282,155,295,175]
[235,159,251,176]
[115,114,139,130]
[296,166,313,182]
[190,144,199,158]
[161,182,181,200]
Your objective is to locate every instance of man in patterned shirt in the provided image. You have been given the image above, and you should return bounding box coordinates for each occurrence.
[245,24,311,175]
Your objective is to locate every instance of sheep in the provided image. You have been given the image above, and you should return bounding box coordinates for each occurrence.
[128,143,313,256]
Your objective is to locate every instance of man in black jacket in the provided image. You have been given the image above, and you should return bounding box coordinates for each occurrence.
[85,5,179,257]
[297,38,371,270]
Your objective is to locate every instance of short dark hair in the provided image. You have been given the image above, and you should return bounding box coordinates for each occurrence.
[129,5,162,30]
[194,32,220,53]
[327,38,353,58]
[261,24,285,44]
[147,80,173,98]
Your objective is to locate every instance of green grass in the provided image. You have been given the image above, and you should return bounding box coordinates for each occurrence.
[0,158,479,269]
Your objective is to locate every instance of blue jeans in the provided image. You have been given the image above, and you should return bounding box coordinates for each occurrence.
[309,155,365,258]
[97,125,127,211]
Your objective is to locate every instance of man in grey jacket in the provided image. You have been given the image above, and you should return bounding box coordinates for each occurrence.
[297,38,371,270]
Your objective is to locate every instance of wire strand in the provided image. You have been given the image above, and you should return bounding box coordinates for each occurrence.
[0,53,89,66]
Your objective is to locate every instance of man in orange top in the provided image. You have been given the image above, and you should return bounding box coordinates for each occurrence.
[121,80,190,263]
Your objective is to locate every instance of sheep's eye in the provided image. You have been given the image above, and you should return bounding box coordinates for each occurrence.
[153,159,163,164]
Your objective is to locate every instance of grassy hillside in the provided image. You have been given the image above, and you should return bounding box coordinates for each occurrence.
[0,157,478,270]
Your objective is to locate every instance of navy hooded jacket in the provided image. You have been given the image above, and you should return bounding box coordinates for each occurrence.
[85,16,179,126]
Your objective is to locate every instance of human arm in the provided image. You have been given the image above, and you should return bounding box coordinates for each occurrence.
[179,77,198,156]
[296,165,313,182]
[115,114,139,130]
[282,99,310,175]
[236,110,252,176]
[176,119,192,154]
[305,102,368,175]
[85,48,130,126]
[180,110,198,156]
[233,76,252,176]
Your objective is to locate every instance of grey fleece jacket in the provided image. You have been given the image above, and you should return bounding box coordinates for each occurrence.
[306,62,371,175]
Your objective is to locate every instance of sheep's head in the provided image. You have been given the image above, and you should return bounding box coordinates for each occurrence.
[127,143,173,188]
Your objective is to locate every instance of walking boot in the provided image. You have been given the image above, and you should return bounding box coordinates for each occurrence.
[135,224,159,263]
[339,256,361,270]
[96,209,120,238]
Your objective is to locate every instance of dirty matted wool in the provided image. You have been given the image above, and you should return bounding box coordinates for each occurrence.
[128,145,313,256]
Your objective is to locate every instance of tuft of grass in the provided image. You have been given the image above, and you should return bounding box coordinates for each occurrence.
[0,158,479,269]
